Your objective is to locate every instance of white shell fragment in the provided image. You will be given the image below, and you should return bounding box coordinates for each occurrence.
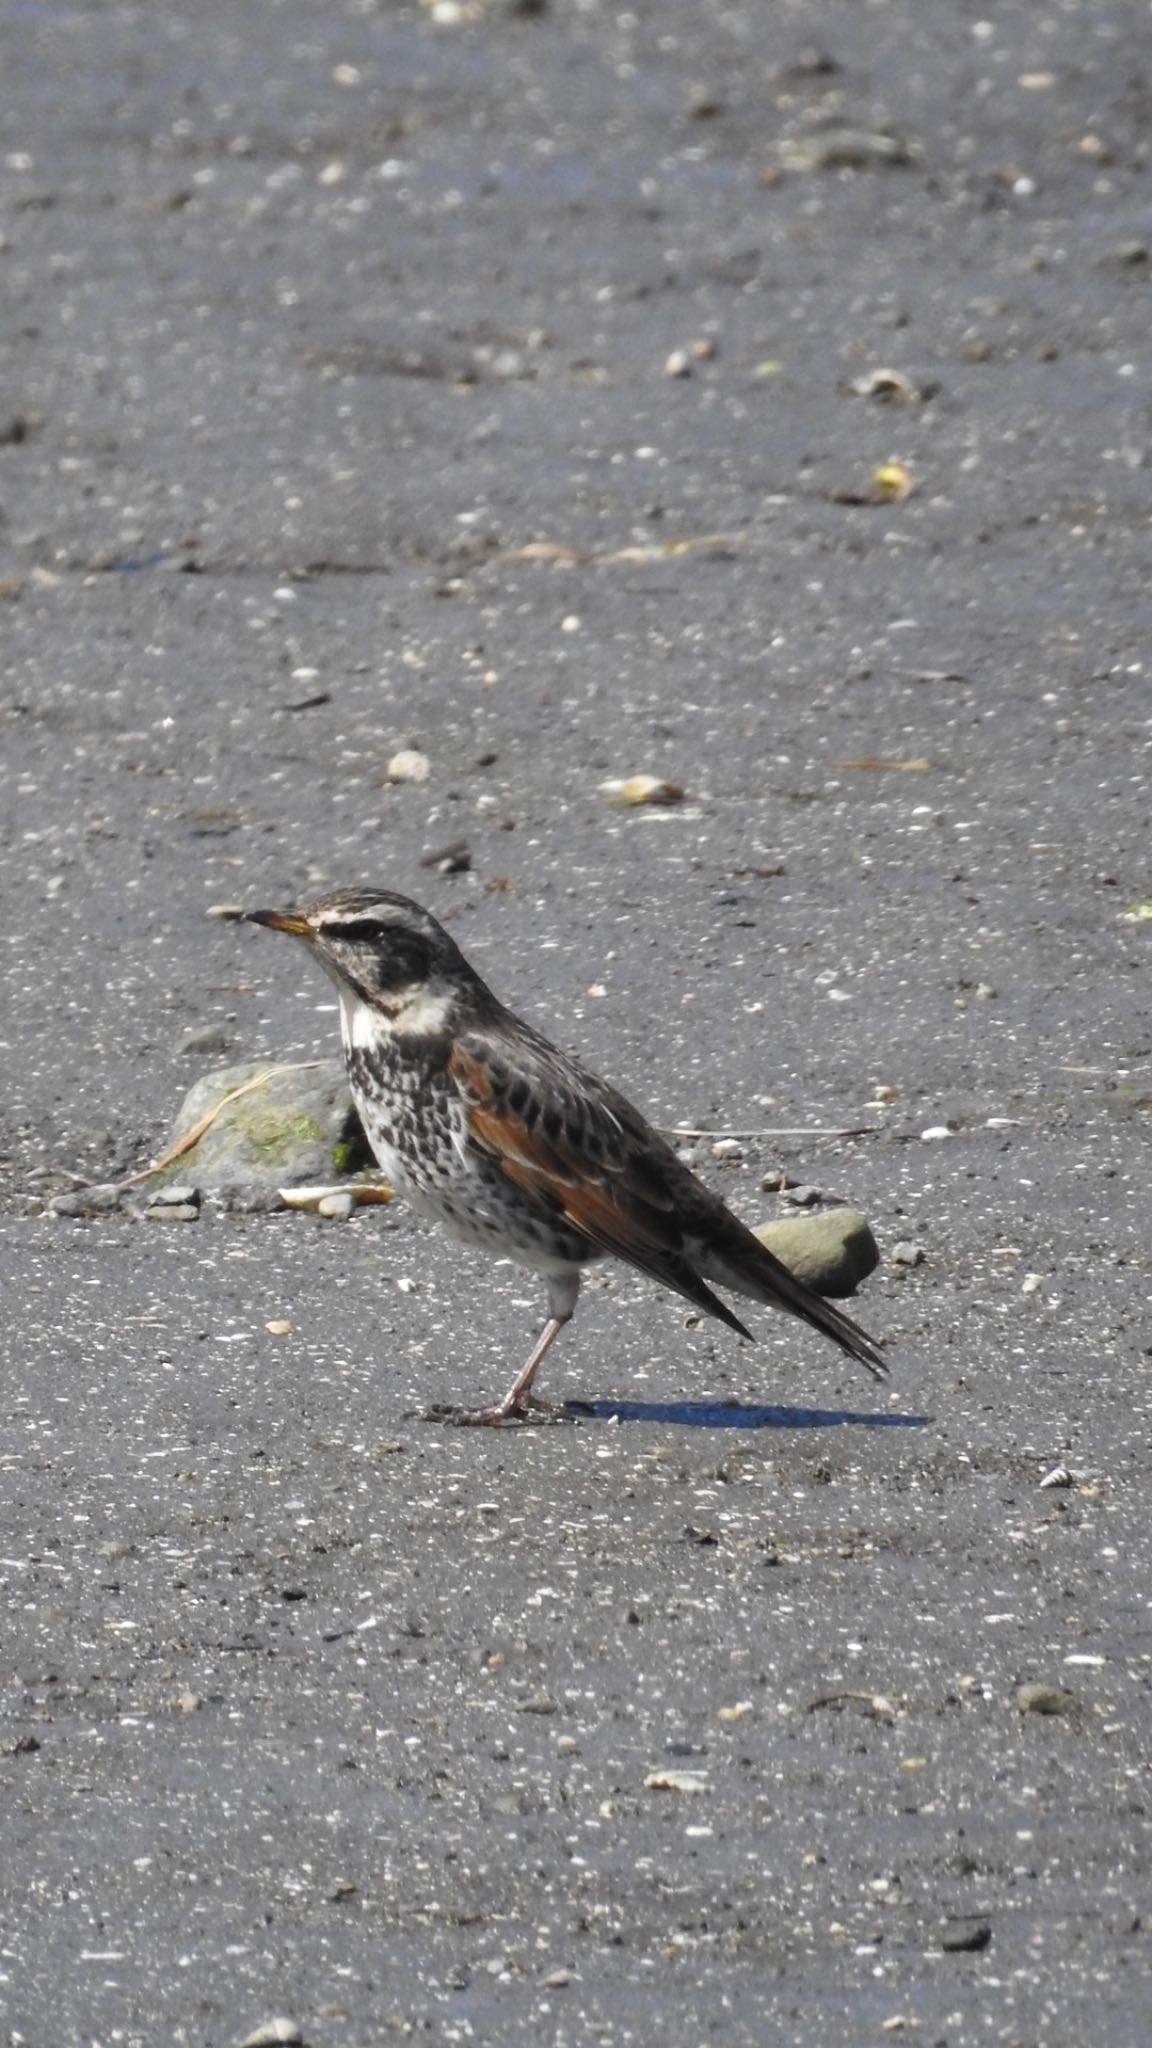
[278,1182,394,1211]
[849,367,926,402]
[238,2024,304,2048]
[385,748,431,784]
[644,1769,709,1794]
[598,774,684,808]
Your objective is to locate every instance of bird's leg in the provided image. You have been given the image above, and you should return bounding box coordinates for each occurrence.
[428,1316,570,1427]
[426,1270,583,1427]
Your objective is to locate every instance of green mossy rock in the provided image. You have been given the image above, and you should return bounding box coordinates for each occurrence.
[164,1059,369,1187]
[753,1207,879,1298]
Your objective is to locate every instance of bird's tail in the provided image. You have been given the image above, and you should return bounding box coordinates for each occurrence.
[697,1229,889,1381]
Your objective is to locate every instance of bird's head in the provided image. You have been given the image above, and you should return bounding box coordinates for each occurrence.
[225,888,481,1032]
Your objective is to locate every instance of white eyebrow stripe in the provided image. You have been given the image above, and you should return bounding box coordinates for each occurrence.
[312,909,383,929]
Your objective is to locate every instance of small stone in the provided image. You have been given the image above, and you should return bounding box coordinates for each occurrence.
[939,1920,992,1954]
[780,1184,820,1208]
[1016,1683,1077,1716]
[49,1183,124,1218]
[889,1241,924,1267]
[384,747,430,784]
[920,1124,954,1142]
[178,1024,233,1057]
[317,1190,356,1220]
[238,2024,304,2048]
[1097,239,1149,270]
[145,1202,200,1223]
[665,348,693,378]
[265,1320,293,1337]
[146,1183,200,1208]
[541,1968,571,1988]
[753,1208,879,1298]
[516,1693,559,1715]
[206,1184,288,1215]
[711,1138,744,1161]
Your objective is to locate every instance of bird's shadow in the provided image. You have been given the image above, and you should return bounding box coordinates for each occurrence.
[568,1397,929,1432]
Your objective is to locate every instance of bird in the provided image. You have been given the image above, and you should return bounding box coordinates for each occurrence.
[225,888,888,1425]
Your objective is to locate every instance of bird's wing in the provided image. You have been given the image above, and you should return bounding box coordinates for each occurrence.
[448,1028,752,1336]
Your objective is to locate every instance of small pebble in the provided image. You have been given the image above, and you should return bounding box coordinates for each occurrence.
[144,1202,200,1223]
[177,1024,233,1056]
[1016,1683,1077,1717]
[711,1138,744,1161]
[49,1183,123,1218]
[208,1185,287,1215]
[939,1921,992,1954]
[920,1125,954,1142]
[384,748,430,784]
[890,1241,924,1267]
[317,1191,356,1220]
[265,1320,293,1337]
[780,1184,820,1208]
[146,1184,200,1208]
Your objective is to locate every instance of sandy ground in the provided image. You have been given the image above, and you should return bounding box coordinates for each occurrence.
[1,2,1151,2042]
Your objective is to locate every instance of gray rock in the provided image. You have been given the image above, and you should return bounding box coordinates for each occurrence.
[144,1202,200,1222]
[146,1182,200,1208]
[203,1183,289,1215]
[940,1919,992,1954]
[237,2024,304,2048]
[890,1240,925,1267]
[1015,1682,1077,1717]
[753,1207,880,1298]
[162,1060,368,1189]
[177,1023,233,1056]
[49,1182,125,1218]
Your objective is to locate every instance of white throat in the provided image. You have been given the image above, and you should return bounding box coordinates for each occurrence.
[338,982,453,1047]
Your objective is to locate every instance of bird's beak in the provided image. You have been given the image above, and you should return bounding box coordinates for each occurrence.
[244,908,315,939]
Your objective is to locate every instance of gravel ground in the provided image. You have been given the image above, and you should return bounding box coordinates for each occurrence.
[2,2,1151,2043]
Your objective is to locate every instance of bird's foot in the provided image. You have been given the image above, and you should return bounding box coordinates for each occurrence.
[420,1394,580,1428]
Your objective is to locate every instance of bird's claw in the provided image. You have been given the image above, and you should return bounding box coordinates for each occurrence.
[418,1397,581,1428]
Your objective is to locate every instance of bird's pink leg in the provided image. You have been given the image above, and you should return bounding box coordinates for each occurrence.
[428,1316,573,1427]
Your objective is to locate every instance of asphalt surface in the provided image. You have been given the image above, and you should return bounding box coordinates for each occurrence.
[2,2,1151,2042]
